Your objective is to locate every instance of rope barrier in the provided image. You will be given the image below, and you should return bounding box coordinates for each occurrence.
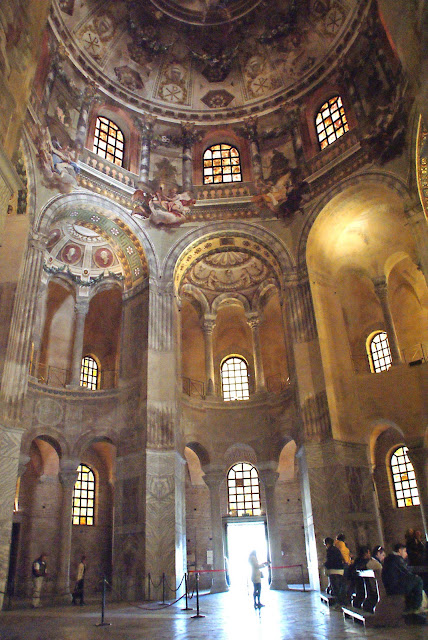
[165,573,185,593]
[104,578,187,612]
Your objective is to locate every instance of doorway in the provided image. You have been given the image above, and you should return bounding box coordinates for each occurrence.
[226,519,268,590]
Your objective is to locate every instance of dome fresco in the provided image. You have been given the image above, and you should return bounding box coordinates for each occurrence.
[52,0,363,121]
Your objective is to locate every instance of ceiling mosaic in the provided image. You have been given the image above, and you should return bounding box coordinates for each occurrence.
[52,0,363,121]
[45,207,149,289]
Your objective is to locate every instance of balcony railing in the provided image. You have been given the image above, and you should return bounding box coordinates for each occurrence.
[182,377,205,399]
[29,362,117,390]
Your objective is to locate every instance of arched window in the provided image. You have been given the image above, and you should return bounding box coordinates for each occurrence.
[80,355,99,390]
[203,143,242,184]
[72,464,95,525]
[227,462,261,517]
[315,96,349,150]
[221,356,250,401]
[390,446,420,508]
[93,116,124,166]
[368,331,392,373]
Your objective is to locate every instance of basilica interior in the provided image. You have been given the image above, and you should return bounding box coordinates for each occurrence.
[0,0,427,609]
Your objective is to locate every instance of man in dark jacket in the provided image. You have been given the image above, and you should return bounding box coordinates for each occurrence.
[324,537,346,604]
[382,543,425,613]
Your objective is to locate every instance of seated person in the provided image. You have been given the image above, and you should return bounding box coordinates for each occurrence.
[348,545,372,609]
[324,537,346,604]
[407,530,426,567]
[382,543,426,614]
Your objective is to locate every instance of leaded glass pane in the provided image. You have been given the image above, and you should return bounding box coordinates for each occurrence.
[390,446,420,508]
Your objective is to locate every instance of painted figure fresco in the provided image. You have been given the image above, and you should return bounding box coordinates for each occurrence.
[132,186,195,227]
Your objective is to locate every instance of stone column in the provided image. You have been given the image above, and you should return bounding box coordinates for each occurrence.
[407,445,428,539]
[0,424,25,609]
[0,144,22,242]
[74,83,98,156]
[243,116,262,182]
[137,115,156,186]
[69,300,89,388]
[203,467,228,593]
[41,44,65,111]
[203,315,216,396]
[406,204,428,282]
[56,461,79,601]
[181,123,198,192]
[144,279,186,597]
[1,232,47,418]
[31,282,48,375]
[258,466,288,590]
[247,313,266,392]
[372,276,401,364]
[284,275,331,441]
[287,106,305,165]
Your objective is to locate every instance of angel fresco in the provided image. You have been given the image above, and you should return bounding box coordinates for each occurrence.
[252,149,309,217]
[35,125,79,194]
[132,185,195,227]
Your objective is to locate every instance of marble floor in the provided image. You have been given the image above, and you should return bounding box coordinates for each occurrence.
[0,589,426,640]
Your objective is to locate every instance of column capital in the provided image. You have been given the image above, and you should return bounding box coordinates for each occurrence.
[59,460,80,489]
[202,466,225,489]
[29,231,49,252]
[136,114,157,138]
[203,315,216,334]
[258,465,279,488]
[372,275,387,294]
[246,312,261,330]
[243,115,259,141]
[18,454,31,477]
[74,299,90,316]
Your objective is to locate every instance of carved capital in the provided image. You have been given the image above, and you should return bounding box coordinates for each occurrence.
[203,315,216,334]
[372,275,387,299]
[246,313,261,330]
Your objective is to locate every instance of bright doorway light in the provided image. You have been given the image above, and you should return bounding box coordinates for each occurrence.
[226,520,268,590]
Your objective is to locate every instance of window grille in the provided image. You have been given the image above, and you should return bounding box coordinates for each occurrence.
[93,116,124,167]
[80,356,99,390]
[221,356,250,401]
[203,144,242,184]
[227,462,261,517]
[390,446,420,508]
[315,96,349,150]
[369,331,392,373]
[72,464,95,525]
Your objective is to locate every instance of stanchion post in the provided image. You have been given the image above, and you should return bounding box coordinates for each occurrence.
[95,576,112,627]
[191,572,205,619]
[301,564,306,592]
[182,572,193,611]
[162,572,166,604]
[148,572,151,602]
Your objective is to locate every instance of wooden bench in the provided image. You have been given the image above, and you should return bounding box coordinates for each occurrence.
[342,606,370,625]
[320,592,336,607]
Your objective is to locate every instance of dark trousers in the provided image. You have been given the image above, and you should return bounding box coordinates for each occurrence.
[329,573,346,604]
[253,582,261,605]
[403,574,423,611]
[72,579,85,605]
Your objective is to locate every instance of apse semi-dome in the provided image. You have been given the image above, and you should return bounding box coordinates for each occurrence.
[50,0,367,122]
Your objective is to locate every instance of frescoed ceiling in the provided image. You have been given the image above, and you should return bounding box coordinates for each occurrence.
[51,0,365,122]
[44,207,149,289]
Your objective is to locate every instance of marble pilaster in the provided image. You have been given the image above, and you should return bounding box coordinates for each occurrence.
[0,424,24,609]
[137,115,156,186]
[69,300,89,388]
[258,466,288,590]
[247,313,266,392]
[203,467,228,593]
[56,461,79,601]
[243,116,263,182]
[203,315,216,396]
[407,445,428,539]
[372,276,401,364]
[1,233,47,417]
[74,84,98,155]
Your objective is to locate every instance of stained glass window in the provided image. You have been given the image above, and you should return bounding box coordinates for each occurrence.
[203,144,242,184]
[80,356,99,390]
[93,116,124,167]
[390,446,420,508]
[72,464,95,525]
[315,96,349,150]
[369,332,392,373]
[221,356,250,401]
[227,463,261,517]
